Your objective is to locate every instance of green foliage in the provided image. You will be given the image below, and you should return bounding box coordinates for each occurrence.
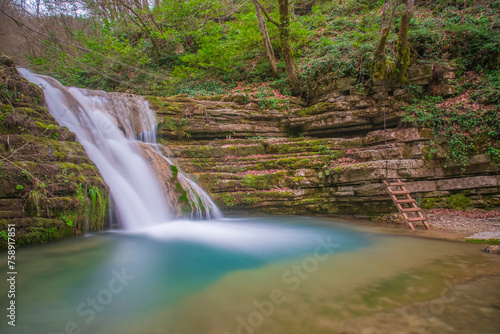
[402,85,500,167]
[61,216,74,227]
[255,87,281,110]
[469,70,500,105]
[175,80,230,96]
[21,0,500,99]
[0,82,22,103]
[409,4,500,72]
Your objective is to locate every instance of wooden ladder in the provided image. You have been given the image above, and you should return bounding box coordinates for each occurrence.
[383,179,431,230]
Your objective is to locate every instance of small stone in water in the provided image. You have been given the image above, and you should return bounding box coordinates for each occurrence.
[483,245,500,254]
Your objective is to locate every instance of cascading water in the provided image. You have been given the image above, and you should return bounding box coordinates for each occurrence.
[18,69,221,229]
[148,143,222,219]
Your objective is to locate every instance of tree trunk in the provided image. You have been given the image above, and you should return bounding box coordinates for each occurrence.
[373,27,391,79]
[373,0,397,80]
[277,0,301,95]
[252,0,278,76]
[395,0,413,82]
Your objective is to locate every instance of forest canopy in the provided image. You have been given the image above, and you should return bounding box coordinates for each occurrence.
[1,0,499,97]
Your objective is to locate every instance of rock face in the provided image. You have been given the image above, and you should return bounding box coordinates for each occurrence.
[0,55,108,247]
[149,63,500,216]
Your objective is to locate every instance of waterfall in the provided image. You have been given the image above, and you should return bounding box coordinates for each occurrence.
[19,69,221,229]
[149,143,222,220]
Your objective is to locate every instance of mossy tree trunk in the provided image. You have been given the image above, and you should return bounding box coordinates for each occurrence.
[395,0,414,83]
[277,0,301,95]
[254,0,302,95]
[373,0,397,80]
[373,27,391,80]
[252,0,278,76]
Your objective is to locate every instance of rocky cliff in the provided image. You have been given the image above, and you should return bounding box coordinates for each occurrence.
[149,62,500,217]
[0,55,108,247]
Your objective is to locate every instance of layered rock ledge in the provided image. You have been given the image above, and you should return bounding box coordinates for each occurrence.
[149,62,499,217]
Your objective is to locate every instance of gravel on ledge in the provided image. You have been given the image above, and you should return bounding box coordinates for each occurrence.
[425,209,500,236]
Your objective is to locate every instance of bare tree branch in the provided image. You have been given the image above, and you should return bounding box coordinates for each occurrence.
[251,0,279,27]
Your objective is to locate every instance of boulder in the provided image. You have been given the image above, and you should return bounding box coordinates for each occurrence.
[484,245,500,254]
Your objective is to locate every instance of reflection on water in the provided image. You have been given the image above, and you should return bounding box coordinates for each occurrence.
[0,217,499,334]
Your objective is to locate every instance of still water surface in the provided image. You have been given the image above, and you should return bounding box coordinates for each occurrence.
[1,217,499,334]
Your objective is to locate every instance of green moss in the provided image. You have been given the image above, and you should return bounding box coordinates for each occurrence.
[392,10,412,83]
[420,193,471,210]
[419,128,433,139]
[219,194,237,207]
[298,198,322,205]
[296,102,332,117]
[241,171,287,190]
[146,96,182,113]
[0,104,13,113]
[170,165,179,179]
[22,224,73,245]
[340,140,363,148]
[0,218,74,248]
[86,184,108,231]
[276,157,313,169]
[446,193,471,210]
[422,145,434,160]
[420,197,440,209]
[178,188,192,213]
[53,151,66,159]
[402,146,413,159]
[465,238,500,245]
[291,177,306,182]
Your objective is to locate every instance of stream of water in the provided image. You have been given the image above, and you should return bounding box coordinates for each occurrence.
[0,217,499,334]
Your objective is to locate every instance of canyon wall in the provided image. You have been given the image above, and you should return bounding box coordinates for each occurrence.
[149,62,500,217]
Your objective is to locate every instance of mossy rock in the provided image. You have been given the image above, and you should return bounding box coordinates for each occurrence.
[0,55,109,249]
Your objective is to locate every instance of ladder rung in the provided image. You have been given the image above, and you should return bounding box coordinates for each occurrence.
[383,179,431,230]
[389,190,411,195]
[395,199,416,204]
[407,217,427,222]
[389,182,405,186]
[402,208,421,212]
